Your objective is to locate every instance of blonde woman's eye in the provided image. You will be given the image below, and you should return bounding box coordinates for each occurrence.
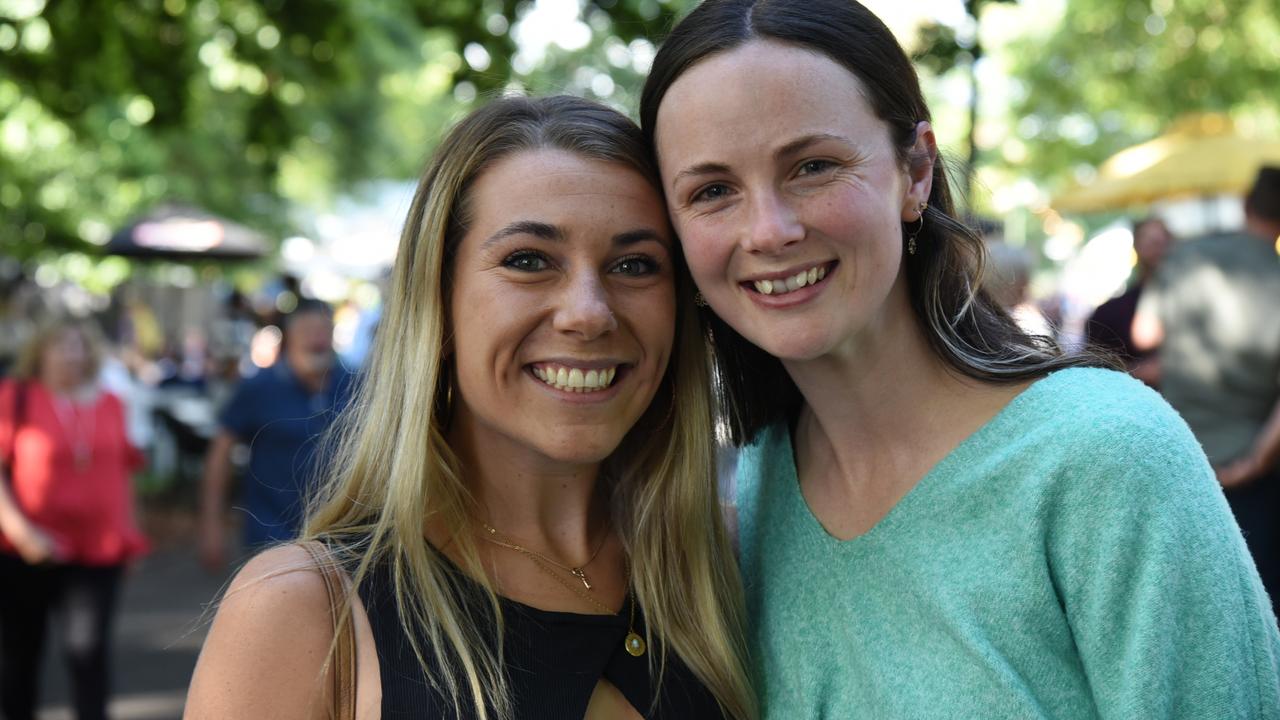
[502,251,550,272]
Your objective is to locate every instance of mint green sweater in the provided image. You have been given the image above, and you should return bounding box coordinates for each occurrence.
[736,368,1280,718]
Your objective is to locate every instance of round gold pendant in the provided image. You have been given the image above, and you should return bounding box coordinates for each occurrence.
[625,632,646,657]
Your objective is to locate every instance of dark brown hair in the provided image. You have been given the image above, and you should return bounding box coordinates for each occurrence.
[640,0,1106,445]
[1245,166,1280,221]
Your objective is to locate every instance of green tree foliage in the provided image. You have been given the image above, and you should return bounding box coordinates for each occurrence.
[0,0,687,261]
[1005,0,1280,190]
[912,0,1016,203]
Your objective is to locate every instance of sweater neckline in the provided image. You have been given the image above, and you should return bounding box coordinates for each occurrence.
[778,369,1067,549]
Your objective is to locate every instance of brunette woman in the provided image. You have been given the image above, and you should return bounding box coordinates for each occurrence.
[640,1,1280,717]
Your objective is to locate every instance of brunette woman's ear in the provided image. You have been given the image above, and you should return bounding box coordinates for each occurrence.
[901,121,937,221]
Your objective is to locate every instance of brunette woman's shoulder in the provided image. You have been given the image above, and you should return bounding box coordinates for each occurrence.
[184,544,336,720]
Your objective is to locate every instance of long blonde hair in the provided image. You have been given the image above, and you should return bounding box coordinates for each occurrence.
[303,95,755,720]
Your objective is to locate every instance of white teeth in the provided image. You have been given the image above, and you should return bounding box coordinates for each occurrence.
[533,364,619,393]
[752,264,828,296]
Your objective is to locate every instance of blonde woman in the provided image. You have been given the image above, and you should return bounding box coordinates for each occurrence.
[185,95,755,720]
[0,318,148,720]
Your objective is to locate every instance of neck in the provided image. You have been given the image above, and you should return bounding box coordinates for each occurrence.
[783,300,962,464]
[39,372,79,396]
[447,416,605,559]
[781,275,1007,501]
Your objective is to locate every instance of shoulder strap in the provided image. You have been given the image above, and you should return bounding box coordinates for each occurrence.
[300,541,358,720]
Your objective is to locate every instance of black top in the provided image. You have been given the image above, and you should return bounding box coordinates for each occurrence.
[355,549,727,719]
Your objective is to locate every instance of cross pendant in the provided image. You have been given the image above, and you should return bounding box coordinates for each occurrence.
[572,567,591,590]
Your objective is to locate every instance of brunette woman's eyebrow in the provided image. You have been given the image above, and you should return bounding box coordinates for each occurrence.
[775,133,849,159]
[672,161,731,187]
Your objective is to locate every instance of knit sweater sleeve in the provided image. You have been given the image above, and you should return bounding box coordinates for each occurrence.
[1045,399,1280,719]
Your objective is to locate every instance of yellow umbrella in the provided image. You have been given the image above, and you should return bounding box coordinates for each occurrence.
[1052,113,1280,213]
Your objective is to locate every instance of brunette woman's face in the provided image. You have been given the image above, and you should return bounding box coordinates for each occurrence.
[41,328,89,389]
[654,40,934,363]
[447,149,676,468]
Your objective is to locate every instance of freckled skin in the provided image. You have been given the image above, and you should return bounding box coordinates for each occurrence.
[447,149,676,471]
[655,40,933,364]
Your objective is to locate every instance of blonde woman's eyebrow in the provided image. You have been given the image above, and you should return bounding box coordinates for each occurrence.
[484,221,668,249]
[613,228,670,248]
[483,220,563,248]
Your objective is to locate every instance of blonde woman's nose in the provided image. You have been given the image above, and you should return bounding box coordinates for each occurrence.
[552,273,618,339]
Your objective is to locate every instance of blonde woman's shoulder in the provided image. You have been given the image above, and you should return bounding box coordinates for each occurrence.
[184,544,340,720]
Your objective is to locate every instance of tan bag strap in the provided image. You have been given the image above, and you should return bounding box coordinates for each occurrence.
[301,541,358,720]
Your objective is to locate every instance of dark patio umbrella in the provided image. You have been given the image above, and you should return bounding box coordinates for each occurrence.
[106,203,269,260]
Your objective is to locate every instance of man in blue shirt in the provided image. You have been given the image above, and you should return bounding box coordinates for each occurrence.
[198,298,353,571]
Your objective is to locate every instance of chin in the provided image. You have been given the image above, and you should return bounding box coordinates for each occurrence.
[538,433,625,466]
[747,329,836,363]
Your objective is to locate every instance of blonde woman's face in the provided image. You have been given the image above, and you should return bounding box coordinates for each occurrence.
[447,149,675,468]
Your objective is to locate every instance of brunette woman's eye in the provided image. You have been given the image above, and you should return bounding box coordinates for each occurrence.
[502,250,551,272]
[797,159,836,176]
[611,255,661,277]
[692,183,732,203]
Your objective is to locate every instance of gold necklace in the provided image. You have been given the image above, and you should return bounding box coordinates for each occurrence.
[520,551,646,658]
[479,522,608,590]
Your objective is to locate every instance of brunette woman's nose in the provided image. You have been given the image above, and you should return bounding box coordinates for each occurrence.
[742,192,804,254]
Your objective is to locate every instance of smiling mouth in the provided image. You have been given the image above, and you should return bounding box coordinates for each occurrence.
[530,363,620,393]
[746,261,834,296]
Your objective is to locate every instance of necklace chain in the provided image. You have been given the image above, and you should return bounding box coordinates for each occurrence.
[480,522,608,589]
[523,549,622,617]
[50,394,94,470]
[477,522,646,657]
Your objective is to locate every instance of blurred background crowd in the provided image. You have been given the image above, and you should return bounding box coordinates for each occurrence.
[1,0,1278,718]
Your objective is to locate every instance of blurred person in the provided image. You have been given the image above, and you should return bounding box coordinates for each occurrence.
[1136,166,1280,603]
[186,95,753,719]
[1085,217,1172,384]
[0,318,149,720]
[117,288,164,362]
[338,271,389,370]
[198,298,353,572]
[985,240,1053,338]
[0,275,43,378]
[208,289,258,382]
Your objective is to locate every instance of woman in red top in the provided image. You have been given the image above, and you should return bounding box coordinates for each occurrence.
[0,317,148,720]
